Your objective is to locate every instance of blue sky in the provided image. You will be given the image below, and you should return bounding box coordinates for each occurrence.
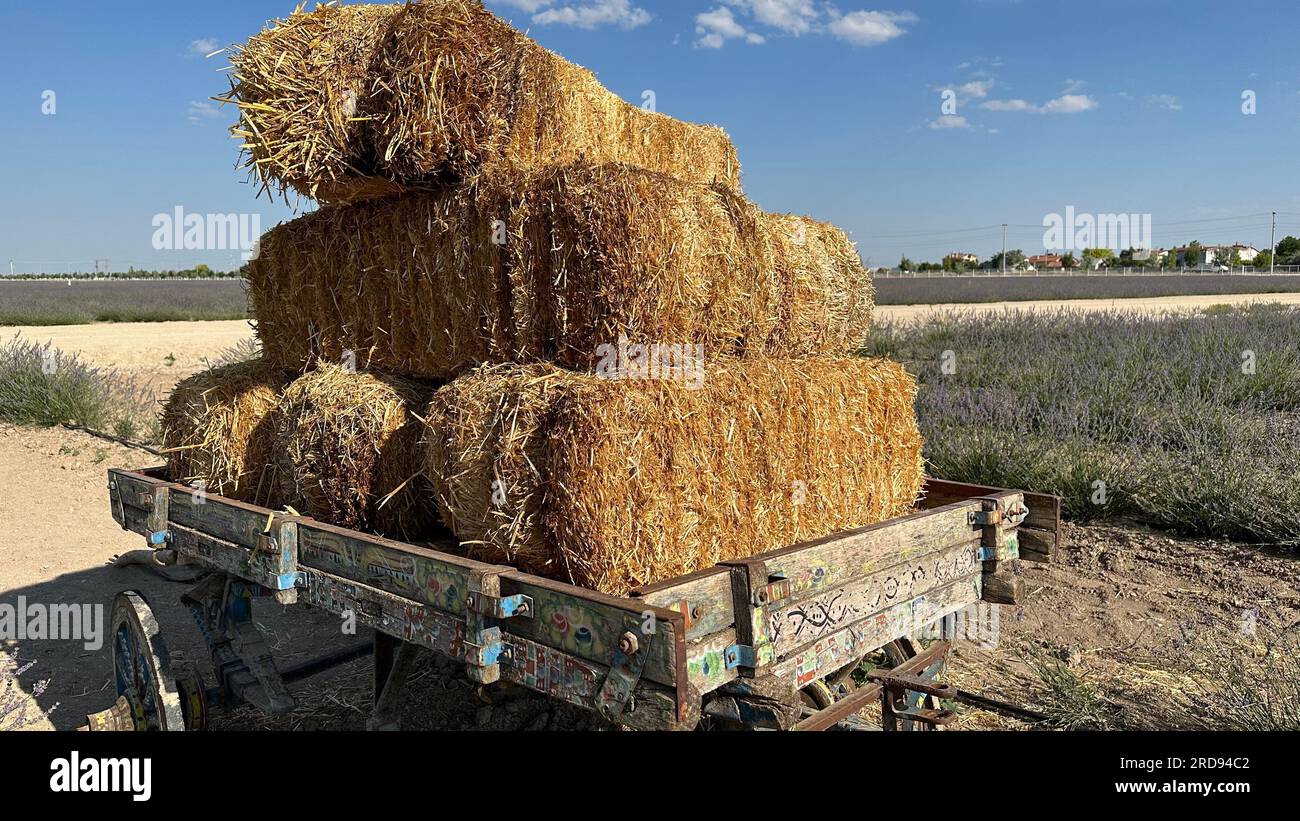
[1,0,1298,273]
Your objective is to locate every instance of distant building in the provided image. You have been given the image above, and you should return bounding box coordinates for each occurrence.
[1231,244,1260,263]
[1027,253,1064,270]
[943,252,980,267]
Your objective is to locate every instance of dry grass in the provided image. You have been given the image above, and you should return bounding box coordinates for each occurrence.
[227,1,739,203]
[425,357,924,595]
[160,360,291,504]
[250,163,872,381]
[273,362,438,539]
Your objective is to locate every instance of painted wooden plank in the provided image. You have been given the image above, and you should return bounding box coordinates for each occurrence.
[766,539,982,656]
[167,487,269,550]
[298,567,470,660]
[744,502,983,603]
[499,633,693,731]
[498,571,683,691]
[685,629,738,695]
[633,566,735,641]
[296,524,498,618]
[772,574,982,689]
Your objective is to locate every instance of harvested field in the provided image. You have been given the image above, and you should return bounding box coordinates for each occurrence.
[250,163,870,380]
[875,274,1300,305]
[0,279,248,325]
[424,358,924,595]
[228,1,739,203]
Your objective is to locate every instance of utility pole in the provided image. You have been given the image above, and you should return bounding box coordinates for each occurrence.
[1001,224,1008,273]
[1270,211,1277,273]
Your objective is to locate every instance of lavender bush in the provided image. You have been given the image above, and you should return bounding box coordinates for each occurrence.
[875,274,1300,306]
[865,304,1300,545]
[0,279,248,325]
[0,335,155,440]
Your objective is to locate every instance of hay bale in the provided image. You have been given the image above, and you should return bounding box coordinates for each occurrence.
[228,1,740,203]
[160,360,291,504]
[424,358,924,595]
[273,363,438,539]
[250,163,873,380]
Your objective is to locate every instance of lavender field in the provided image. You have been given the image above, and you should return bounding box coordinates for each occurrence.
[864,304,1300,545]
[0,279,248,325]
[875,274,1300,305]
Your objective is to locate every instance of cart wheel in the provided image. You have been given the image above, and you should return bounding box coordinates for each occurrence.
[106,591,186,731]
[798,638,939,730]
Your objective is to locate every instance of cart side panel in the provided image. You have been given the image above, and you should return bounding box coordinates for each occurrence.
[634,566,734,641]
[497,572,685,693]
[772,574,982,689]
[922,478,1062,560]
[765,538,982,657]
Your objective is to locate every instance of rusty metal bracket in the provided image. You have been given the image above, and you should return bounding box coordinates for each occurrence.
[596,614,654,721]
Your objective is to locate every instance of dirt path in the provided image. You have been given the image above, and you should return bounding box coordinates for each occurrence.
[876,292,1300,322]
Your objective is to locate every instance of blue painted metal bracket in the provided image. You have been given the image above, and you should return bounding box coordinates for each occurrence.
[466,591,534,620]
[724,644,757,671]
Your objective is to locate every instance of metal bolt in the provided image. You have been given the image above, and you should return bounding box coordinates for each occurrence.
[690,605,704,620]
[619,631,639,656]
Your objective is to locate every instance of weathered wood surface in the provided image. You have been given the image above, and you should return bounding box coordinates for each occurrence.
[922,478,1060,532]
[500,633,696,731]
[685,629,738,694]
[981,560,1024,604]
[634,567,734,642]
[297,523,495,617]
[772,574,982,689]
[734,502,985,606]
[498,571,684,691]
[766,539,981,656]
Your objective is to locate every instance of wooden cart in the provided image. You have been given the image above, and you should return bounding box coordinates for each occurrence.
[89,467,1061,731]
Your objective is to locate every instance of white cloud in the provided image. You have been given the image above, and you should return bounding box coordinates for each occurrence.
[1061,78,1087,94]
[188,38,218,56]
[828,10,917,46]
[954,78,993,101]
[696,7,766,48]
[1147,93,1182,111]
[980,93,1097,114]
[697,3,917,48]
[186,100,223,125]
[1041,93,1097,113]
[928,114,970,129]
[725,0,820,35]
[492,0,652,29]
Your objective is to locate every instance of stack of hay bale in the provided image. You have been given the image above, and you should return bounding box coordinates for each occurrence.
[163,0,925,596]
